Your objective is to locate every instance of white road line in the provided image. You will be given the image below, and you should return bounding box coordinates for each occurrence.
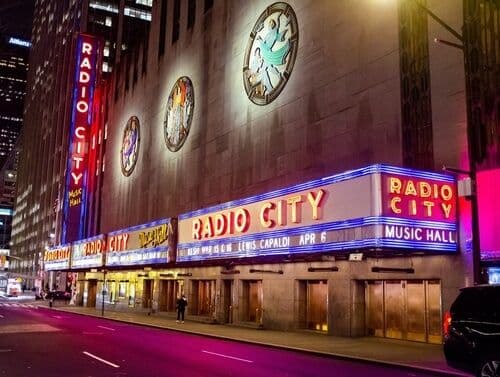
[201,350,254,363]
[97,325,115,331]
[82,332,103,335]
[82,351,120,368]
[0,314,4,318]
[0,349,13,353]
[52,315,62,319]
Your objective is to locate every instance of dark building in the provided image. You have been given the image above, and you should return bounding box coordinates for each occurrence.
[0,34,29,170]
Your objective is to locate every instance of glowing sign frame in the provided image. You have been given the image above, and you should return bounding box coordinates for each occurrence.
[71,234,106,269]
[44,244,71,271]
[177,164,457,262]
[105,218,176,267]
[62,34,100,243]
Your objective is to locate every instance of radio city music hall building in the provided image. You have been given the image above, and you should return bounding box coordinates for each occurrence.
[26,0,500,345]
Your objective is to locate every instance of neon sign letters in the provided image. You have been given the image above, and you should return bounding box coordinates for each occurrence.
[177,165,458,262]
[191,189,325,240]
[63,34,99,242]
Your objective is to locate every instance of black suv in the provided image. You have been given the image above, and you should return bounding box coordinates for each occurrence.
[443,285,500,377]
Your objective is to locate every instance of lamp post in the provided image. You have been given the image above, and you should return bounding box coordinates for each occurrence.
[101,269,107,316]
[406,0,483,285]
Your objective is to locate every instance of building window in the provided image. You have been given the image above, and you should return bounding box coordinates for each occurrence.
[105,16,112,26]
[172,0,180,43]
[188,0,196,29]
[158,0,168,58]
[398,0,434,170]
[204,0,213,13]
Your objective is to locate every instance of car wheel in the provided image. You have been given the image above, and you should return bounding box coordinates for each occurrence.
[477,360,500,377]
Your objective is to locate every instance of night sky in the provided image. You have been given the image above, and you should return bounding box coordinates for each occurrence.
[0,0,35,40]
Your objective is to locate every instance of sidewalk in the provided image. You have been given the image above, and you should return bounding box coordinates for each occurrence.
[36,300,470,377]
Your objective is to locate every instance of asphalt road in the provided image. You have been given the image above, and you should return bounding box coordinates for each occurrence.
[0,301,441,377]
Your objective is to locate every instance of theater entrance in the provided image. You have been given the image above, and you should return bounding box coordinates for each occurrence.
[242,280,263,324]
[297,280,328,332]
[222,280,234,323]
[142,279,154,309]
[158,279,182,312]
[191,280,216,316]
[366,280,442,343]
[86,280,97,307]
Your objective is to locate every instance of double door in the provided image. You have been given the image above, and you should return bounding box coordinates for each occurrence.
[366,280,442,343]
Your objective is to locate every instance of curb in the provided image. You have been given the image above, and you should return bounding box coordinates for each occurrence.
[39,305,471,377]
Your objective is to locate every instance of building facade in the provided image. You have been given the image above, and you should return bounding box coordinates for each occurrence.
[13,0,500,344]
[11,0,152,290]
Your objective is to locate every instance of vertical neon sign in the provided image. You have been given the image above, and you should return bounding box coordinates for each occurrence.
[63,34,99,243]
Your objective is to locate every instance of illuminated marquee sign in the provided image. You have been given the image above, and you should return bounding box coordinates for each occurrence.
[44,245,71,271]
[71,235,106,269]
[177,165,457,262]
[105,218,176,267]
[62,34,100,243]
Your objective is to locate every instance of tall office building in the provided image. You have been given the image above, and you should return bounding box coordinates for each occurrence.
[0,34,29,171]
[10,0,152,289]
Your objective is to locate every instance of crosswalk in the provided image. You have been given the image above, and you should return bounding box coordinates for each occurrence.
[0,302,38,308]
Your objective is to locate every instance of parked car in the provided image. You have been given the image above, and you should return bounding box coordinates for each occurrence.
[45,290,71,300]
[443,285,500,377]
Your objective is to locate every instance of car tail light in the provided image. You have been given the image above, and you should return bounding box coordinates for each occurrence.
[443,311,452,336]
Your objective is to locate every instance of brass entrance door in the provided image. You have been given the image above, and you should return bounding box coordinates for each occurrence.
[248,280,263,323]
[143,279,154,309]
[158,280,182,312]
[223,280,233,323]
[198,280,215,316]
[365,280,442,344]
[87,280,97,307]
[306,280,328,332]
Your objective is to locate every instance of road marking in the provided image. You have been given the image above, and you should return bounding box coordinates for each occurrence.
[83,351,120,368]
[52,315,63,319]
[0,314,4,318]
[201,350,254,363]
[97,325,115,331]
[0,349,12,353]
[82,332,104,335]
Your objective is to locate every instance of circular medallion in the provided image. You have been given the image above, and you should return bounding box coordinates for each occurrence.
[164,76,195,152]
[120,116,140,176]
[243,2,299,105]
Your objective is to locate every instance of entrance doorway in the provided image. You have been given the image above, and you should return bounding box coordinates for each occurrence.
[242,280,263,323]
[142,279,154,309]
[365,280,442,343]
[222,280,233,323]
[86,280,97,307]
[158,280,182,312]
[191,280,215,316]
[297,280,328,332]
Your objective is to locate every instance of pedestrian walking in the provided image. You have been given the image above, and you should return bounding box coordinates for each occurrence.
[176,294,188,323]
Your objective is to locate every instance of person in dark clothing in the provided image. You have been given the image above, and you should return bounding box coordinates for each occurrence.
[176,294,188,323]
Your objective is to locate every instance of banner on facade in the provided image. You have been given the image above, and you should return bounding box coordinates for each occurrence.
[71,234,106,269]
[44,244,71,271]
[105,218,176,267]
